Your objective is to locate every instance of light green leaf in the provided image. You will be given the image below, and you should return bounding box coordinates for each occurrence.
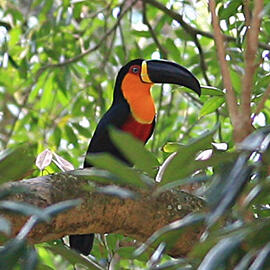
[199,97,225,118]
[158,124,219,185]
[0,144,36,183]
[201,86,224,96]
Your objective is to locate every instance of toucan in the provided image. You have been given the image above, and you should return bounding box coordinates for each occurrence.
[69,58,201,255]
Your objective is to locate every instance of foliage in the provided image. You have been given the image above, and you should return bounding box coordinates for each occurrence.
[0,0,270,269]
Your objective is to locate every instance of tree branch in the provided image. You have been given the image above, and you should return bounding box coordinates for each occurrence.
[240,0,263,133]
[144,0,270,51]
[209,0,239,137]
[1,170,205,258]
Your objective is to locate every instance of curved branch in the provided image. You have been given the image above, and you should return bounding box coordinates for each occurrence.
[144,0,270,51]
[1,170,205,257]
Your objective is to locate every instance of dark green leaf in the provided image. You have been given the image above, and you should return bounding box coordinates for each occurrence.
[134,214,205,257]
[22,248,39,270]
[0,201,50,222]
[248,242,270,270]
[238,125,270,151]
[197,234,245,270]
[234,251,257,270]
[206,155,253,227]
[110,128,159,177]
[0,238,26,270]
[86,153,147,188]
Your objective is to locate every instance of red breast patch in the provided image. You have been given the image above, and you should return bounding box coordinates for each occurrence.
[121,115,153,143]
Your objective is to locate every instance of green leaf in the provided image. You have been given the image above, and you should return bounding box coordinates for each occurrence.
[199,97,225,118]
[22,248,38,270]
[0,217,11,235]
[71,168,121,184]
[96,185,137,199]
[230,69,242,93]
[109,128,159,177]
[218,0,242,20]
[132,30,151,37]
[248,242,270,269]
[44,199,81,217]
[118,246,147,261]
[0,239,26,270]
[45,245,102,270]
[197,234,245,270]
[8,27,21,48]
[0,144,36,183]
[64,125,78,146]
[40,75,54,109]
[238,125,270,151]
[158,124,219,185]
[71,123,92,138]
[165,38,181,61]
[134,214,205,257]
[154,175,210,196]
[86,153,147,188]
[234,251,257,270]
[206,155,253,227]
[201,86,224,96]
[0,201,50,222]
[19,58,28,79]
[162,142,185,153]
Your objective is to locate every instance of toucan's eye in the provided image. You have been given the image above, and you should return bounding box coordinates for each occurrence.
[132,67,139,74]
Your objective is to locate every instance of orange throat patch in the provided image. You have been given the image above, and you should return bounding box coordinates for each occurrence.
[121,73,155,124]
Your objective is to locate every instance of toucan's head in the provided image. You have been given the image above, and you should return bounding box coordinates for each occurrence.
[113,59,201,123]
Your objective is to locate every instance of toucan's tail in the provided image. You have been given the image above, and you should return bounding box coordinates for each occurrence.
[69,233,94,255]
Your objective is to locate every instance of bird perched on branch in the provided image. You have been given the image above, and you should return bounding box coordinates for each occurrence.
[69,58,201,255]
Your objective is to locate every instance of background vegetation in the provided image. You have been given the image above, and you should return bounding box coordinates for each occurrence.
[0,0,270,269]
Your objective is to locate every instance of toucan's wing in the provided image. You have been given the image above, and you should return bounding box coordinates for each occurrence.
[84,101,131,166]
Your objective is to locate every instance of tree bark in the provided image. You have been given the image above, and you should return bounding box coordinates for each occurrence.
[0,169,205,257]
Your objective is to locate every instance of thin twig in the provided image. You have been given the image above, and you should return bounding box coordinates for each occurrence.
[142,2,168,58]
[209,0,239,128]
[144,0,270,51]
[193,36,211,86]
[38,0,138,70]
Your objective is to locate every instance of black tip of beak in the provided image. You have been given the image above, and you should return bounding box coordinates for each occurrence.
[146,60,201,96]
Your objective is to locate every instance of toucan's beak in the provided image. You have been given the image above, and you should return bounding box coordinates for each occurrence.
[141,60,201,96]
